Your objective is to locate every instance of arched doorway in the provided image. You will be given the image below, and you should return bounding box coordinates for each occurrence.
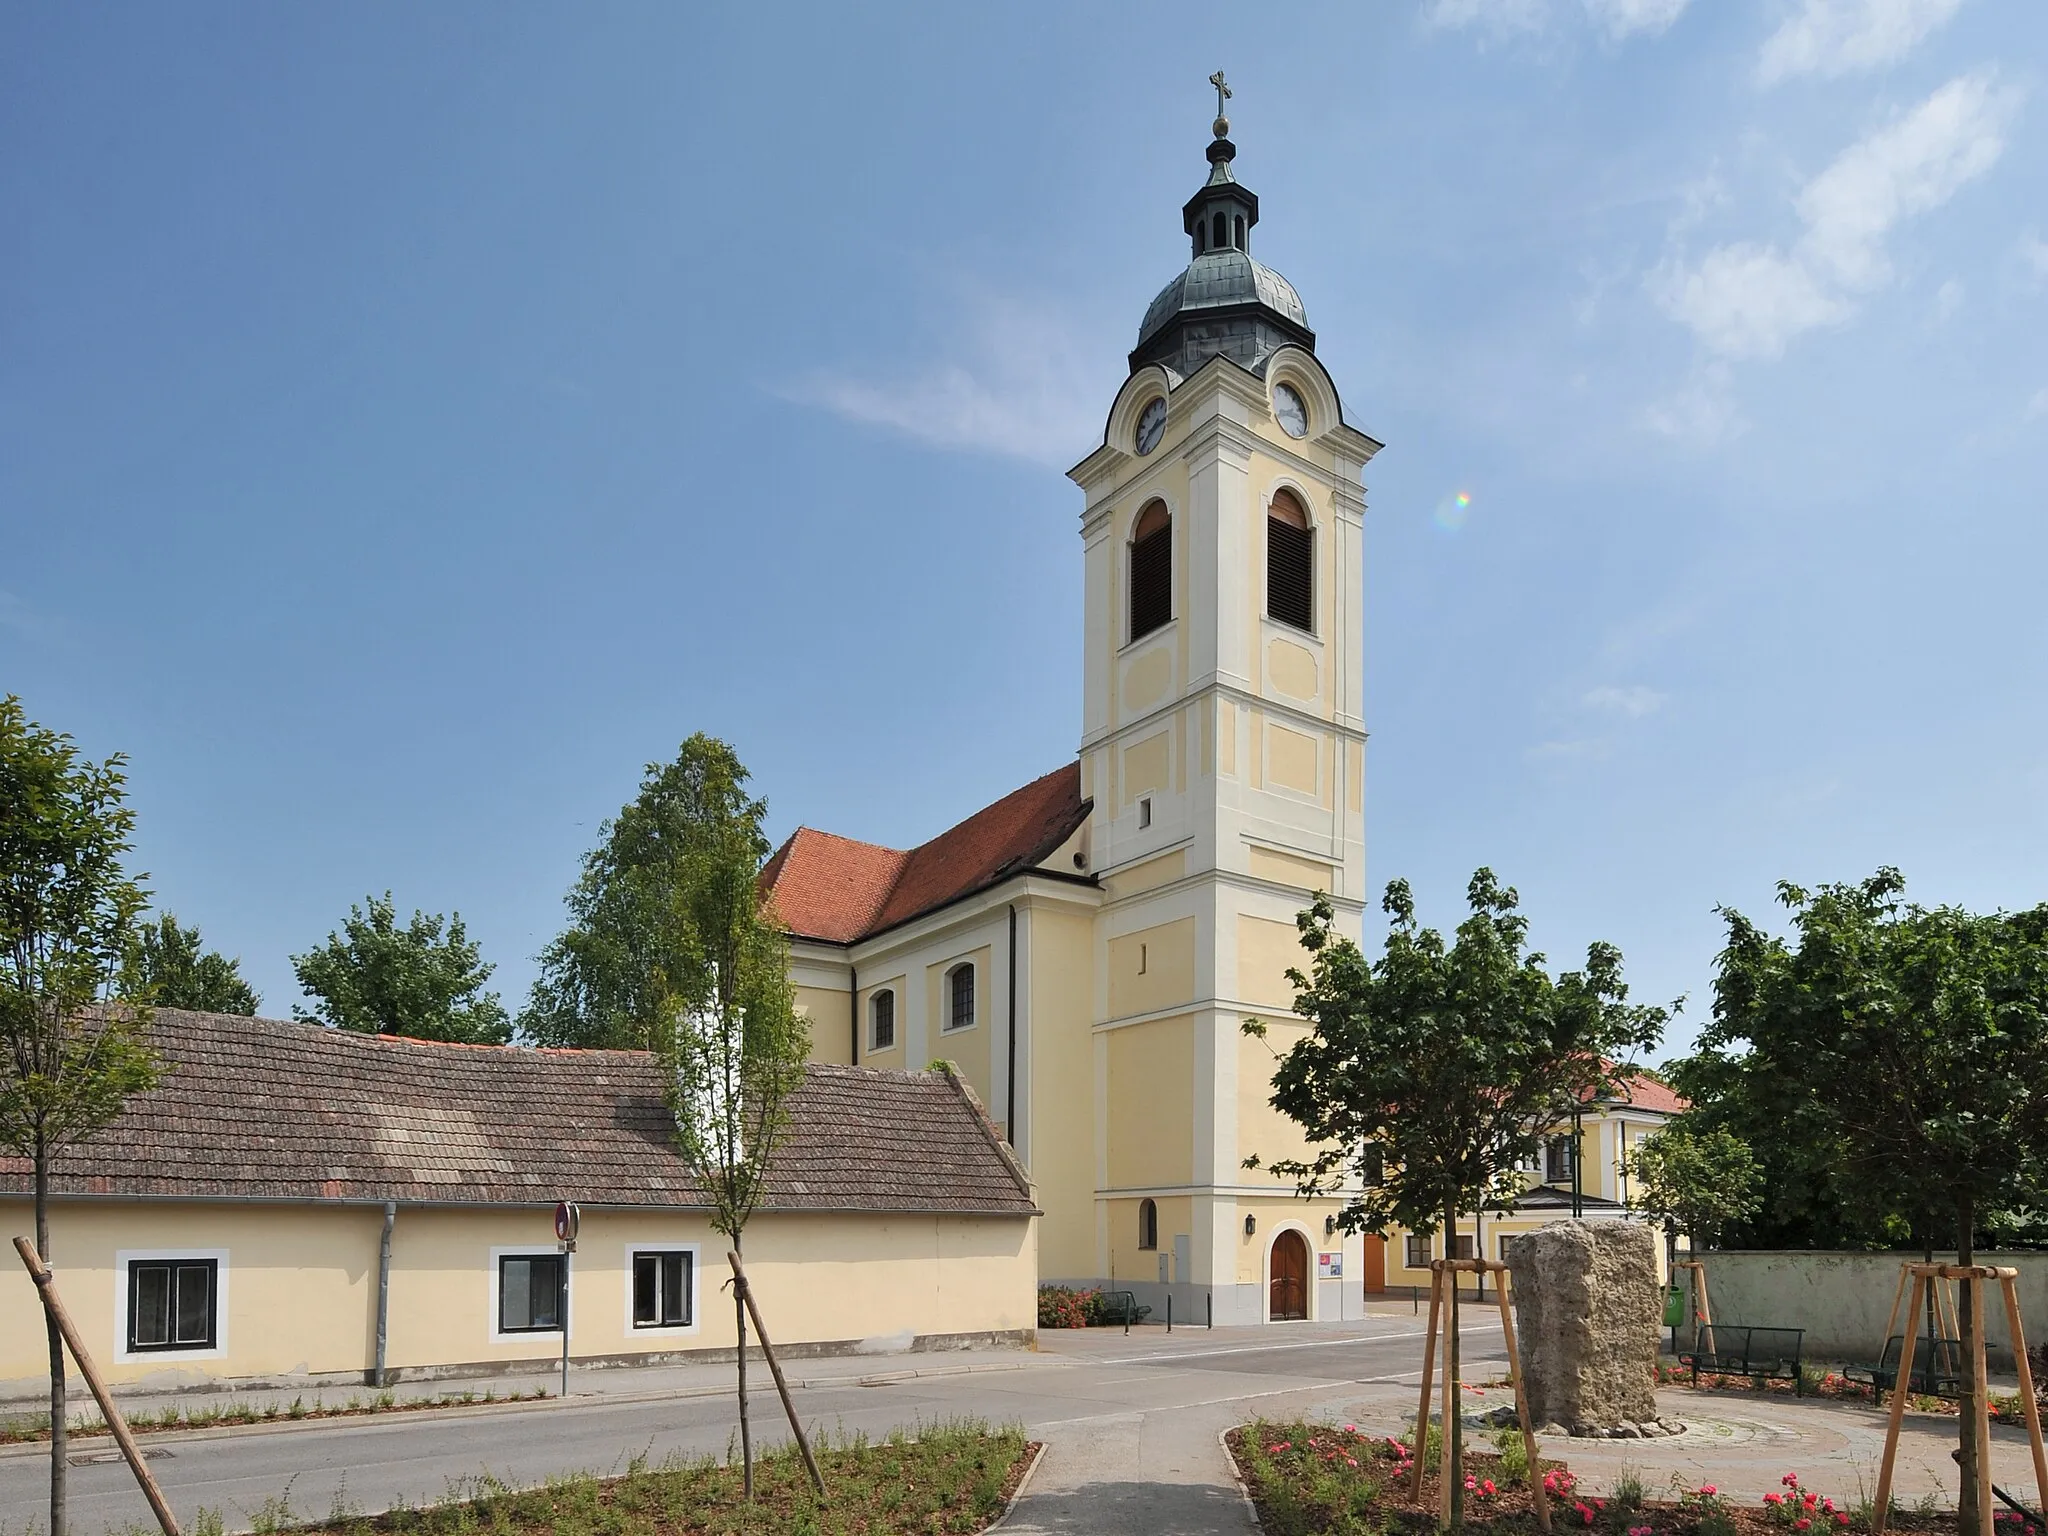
[1269,1229,1309,1321]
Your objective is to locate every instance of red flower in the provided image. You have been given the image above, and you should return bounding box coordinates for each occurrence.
[1796,1521,1811,1531]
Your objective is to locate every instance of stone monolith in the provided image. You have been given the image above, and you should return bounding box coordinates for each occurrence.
[1504,1220,1660,1435]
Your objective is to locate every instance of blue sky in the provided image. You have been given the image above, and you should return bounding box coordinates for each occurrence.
[4,1,2043,1054]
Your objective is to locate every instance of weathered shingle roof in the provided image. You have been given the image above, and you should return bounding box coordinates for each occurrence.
[764,764,1090,946]
[0,1010,1037,1216]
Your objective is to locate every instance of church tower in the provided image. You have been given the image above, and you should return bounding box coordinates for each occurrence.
[1064,81,1382,1323]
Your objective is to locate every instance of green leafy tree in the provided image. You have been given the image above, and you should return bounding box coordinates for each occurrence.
[1624,1123,1760,1258]
[121,912,260,1015]
[291,893,509,1044]
[1245,872,1667,1529]
[645,738,808,1499]
[1697,869,2048,1534]
[0,697,161,1536]
[524,734,793,1050]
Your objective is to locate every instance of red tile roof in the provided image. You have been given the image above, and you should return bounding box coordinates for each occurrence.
[1612,1071,1687,1116]
[763,764,1090,946]
[0,1010,1038,1215]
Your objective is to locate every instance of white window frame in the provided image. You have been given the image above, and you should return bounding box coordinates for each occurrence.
[868,988,898,1053]
[623,1242,701,1338]
[489,1245,572,1343]
[115,1248,229,1364]
[941,961,977,1033]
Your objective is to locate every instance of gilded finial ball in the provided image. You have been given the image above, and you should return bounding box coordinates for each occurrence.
[1213,114,1230,140]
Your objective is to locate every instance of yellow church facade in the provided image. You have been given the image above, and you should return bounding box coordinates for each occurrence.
[763,104,1385,1324]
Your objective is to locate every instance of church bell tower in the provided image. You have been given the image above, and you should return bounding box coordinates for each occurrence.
[1064,78,1382,1325]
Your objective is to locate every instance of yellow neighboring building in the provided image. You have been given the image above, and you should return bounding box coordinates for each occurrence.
[762,110,1383,1326]
[0,1010,1038,1399]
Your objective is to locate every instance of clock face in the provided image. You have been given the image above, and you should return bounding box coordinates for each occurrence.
[1274,382,1309,439]
[1135,397,1167,455]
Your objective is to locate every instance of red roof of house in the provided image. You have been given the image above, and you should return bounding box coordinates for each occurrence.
[763,764,1090,946]
[1610,1071,1686,1115]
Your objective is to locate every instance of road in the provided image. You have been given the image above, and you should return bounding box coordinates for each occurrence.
[1,1317,1480,1534]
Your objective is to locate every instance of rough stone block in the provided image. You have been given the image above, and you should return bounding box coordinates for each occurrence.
[1505,1220,1660,1432]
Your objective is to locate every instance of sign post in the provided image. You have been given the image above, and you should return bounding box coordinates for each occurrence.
[553,1201,579,1399]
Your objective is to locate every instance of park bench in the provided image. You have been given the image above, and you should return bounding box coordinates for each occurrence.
[1844,1334,1968,1399]
[1681,1323,1807,1393]
[1096,1290,1151,1327]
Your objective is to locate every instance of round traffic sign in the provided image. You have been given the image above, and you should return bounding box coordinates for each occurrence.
[554,1200,580,1242]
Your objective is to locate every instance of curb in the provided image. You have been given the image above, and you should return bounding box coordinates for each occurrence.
[984,1440,1049,1531]
[0,1356,1037,1462]
[1219,1426,1265,1531]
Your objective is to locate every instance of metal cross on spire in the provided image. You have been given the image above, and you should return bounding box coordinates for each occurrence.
[1208,70,1232,137]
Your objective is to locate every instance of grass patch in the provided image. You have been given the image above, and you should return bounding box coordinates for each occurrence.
[183,1419,1033,1536]
[0,1387,548,1445]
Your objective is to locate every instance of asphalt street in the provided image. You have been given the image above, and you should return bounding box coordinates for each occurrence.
[0,1317,1486,1535]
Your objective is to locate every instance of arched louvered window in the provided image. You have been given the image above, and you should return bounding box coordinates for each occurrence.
[1234,214,1245,249]
[1212,212,1227,251]
[1267,489,1314,633]
[1139,1198,1158,1251]
[869,989,895,1052]
[1195,222,1205,254]
[1129,501,1172,642]
[945,963,975,1032]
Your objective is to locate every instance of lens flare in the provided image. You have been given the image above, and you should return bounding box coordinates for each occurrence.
[1432,491,1472,532]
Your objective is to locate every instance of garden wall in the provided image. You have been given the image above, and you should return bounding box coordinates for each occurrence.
[1696,1251,2048,1368]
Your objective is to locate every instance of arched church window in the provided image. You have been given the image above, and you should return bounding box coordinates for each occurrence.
[945,963,975,1032]
[1129,500,1172,642]
[1195,222,1205,254]
[869,989,895,1052]
[1267,489,1314,633]
[1139,1198,1158,1251]
[1211,212,1227,251]
[1234,214,1245,249]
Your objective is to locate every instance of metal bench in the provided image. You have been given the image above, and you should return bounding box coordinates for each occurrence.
[1844,1334,1968,1399]
[1681,1323,1807,1393]
[1096,1290,1151,1328]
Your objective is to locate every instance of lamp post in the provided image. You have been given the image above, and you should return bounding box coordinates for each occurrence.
[1570,1106,1583,1220]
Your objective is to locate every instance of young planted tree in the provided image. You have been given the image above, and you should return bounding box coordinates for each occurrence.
[291,893,509,1043]
[0,698,161,1536]
[1246,872,1667,1529]
[645,737,809,1499]
[1624,1123,1760,1261]
[524,736,777,1050]
[1700,870,2048,1534]
[122,912,260,1015]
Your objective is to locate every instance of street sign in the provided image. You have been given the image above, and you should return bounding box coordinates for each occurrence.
[1318,1251,1344,1279]
[554,1200,580,1244]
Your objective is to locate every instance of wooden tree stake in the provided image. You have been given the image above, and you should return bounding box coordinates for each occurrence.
[1493,1270,1552,1532]
[727,1252,826,1498]
[1438,1267,1455,1529]
[1970,1274,1994,1536]
[1873,1269,1926,1536]
[1411,1263,1442,1503]
[14,1236,180,1536]
[1997,1269,2048,1528]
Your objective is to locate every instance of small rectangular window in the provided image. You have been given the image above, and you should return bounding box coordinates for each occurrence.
[632,1251,693,1329]
[1404,1236,1429,1269]
[1546,1136,1577,1182]
[127,1259,216,1352]
[1452,1234,1477,1261]
[1138,796,1152,829]
[946,965,974,1032]
[499,1254,565,1333]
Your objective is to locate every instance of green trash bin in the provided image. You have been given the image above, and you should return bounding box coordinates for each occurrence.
[1663,1285,1686,1328]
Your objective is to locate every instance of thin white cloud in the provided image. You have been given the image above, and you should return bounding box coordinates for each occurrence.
[1932,278,1964,321]
[1642,365,1748,444]
[1422,0,1550,40]
[1583,684,1667,717]
[784,292,1110,467]
[1758,0,1962,85]
[2022,233,2048,281]
[1425,0,1687,43]
[2028,388,2048,422]
[1583,0,1691,40]
[1655,71,2018,358]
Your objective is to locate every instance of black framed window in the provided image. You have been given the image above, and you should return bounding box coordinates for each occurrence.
[1128,502,1172,642]
[632,1251,693,1329]
[1138,1198,1158,1251]
[1545,1136,1577,1182]
[1267,491,1314,632]
[128,1259,216,1352]
[946,964,975,1031]
[498,1254,565,1334]
[870,990,896,1051]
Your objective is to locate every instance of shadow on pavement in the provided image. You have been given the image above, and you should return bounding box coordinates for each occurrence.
[1003,1479,1255,1534]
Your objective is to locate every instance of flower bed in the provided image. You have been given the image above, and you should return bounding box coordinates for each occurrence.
[1655,1363,2042,1427]
[1227,1419,2001,1535]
